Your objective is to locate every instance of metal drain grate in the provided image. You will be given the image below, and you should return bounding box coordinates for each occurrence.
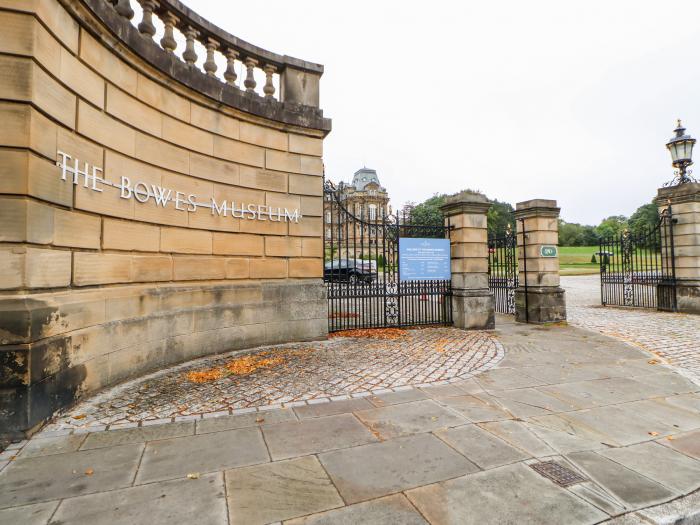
[530,461,587,487]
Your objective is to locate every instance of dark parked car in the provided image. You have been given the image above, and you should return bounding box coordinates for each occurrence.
[324,259,375,283]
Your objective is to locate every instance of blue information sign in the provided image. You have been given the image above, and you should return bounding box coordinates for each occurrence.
[399,238,451,281]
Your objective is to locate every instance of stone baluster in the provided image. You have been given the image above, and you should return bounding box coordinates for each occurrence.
[182,26,199,67]
[224,49,239,87]
[160,12,178,53]
[263,64,276,99]
[203,38,219,77]
[244,57,258,93]
[114,0,134,19]
[137,0,157,38]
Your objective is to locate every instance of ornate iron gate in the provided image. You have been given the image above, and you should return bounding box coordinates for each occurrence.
[488,224,519,314]
[599,207,677,311]
[324,181,452,332]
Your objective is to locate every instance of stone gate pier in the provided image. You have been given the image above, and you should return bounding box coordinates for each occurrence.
[0,0,331,438]
[441,192,495,330]
[514,199,567,323]
[656,182,700,314]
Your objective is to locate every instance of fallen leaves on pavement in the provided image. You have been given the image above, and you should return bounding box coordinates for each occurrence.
[84,468,94,476]
[434,338,452,353]
[330,328,408,340]
[185,354,285,384]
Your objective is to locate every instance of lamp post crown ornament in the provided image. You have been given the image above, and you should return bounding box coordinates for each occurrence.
[665,119,697,185]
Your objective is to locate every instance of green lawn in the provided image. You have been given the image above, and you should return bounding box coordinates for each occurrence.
[559,245,599,275]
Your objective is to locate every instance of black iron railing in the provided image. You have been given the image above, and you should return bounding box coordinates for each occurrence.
[324,181,452,332]
[599,207,677,311]
[488,225,518,314]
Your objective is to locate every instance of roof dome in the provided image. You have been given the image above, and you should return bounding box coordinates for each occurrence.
[351,168,383,191]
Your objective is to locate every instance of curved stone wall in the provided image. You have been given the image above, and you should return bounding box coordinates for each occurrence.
[0,0,331,437]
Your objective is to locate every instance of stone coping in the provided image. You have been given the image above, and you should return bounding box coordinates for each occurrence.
[78,0,332,131]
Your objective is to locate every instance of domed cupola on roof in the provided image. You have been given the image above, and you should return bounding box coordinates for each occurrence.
[351,167,383,191]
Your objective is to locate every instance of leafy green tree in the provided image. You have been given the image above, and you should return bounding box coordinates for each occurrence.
[628,202,659,237]
[406,191,514,236]
[596,215,628,239]
[487,199,515,236]
[559,221,598,246]
[408,194,447,228]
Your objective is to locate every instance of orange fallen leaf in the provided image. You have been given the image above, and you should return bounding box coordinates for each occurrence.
[330,328,408,340]
[647,359,660,365]
[255,417,265,423]
[667,436,675,441]
[185,354,284,384]
[73,414,87,420]
[648,431,659,436]
[84,468,94,476]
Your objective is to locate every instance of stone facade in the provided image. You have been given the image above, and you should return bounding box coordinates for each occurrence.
[324,168,390,257]
[0,0,330,438]
[656,183,700,314]
[514,199,567,324]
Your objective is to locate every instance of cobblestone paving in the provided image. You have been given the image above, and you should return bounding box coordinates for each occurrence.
[563,275,700,384]
[42,328,503,434]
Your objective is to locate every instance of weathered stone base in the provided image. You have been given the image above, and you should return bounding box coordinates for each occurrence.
[452,289,495,330]
[515,286,566,324]
[0,280,327,440]
[675,282,700,315]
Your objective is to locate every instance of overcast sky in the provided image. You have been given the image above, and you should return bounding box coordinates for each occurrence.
[183,0,700,225]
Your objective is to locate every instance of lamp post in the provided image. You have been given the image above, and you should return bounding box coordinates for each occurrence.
[666,120,696,185]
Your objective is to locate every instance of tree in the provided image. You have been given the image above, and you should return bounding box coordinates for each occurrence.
[487,200,515,236]
[408,194,446,228]
[628,202,659,237]
[559,220,598,246]
[596,215,628,239]
[405,191,515,236]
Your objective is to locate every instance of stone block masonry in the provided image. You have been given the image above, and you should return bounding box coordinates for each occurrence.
[656,183,700,314]
[514,199,567,324]
[0,0,331,438]
[440,192,495,330]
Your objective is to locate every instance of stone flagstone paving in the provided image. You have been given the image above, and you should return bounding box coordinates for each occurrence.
[2,317,699,524]
[563,275,700,385]
[41,328,503,433]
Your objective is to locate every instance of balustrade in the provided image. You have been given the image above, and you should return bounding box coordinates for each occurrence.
[103,0,299,103]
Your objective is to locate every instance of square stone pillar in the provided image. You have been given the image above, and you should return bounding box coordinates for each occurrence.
[440,192,495,330]
[514,199,566,323]
[656,183,700,314]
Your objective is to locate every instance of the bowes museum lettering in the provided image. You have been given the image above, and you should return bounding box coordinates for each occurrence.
[56,151,302,223]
